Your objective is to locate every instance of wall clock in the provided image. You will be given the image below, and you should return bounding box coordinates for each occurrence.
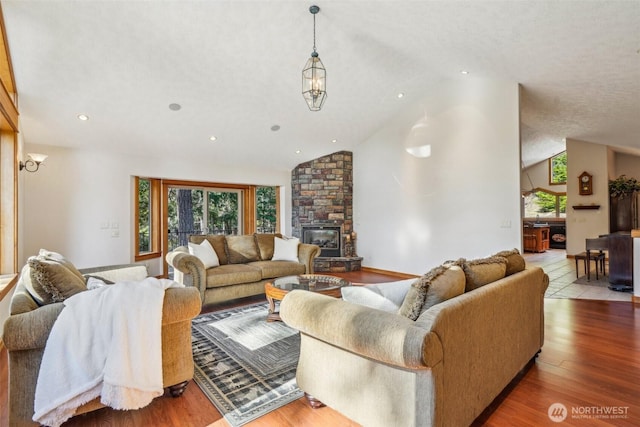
[578,171,593,195]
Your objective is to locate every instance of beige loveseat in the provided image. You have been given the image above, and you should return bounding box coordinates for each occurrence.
[3,260,201,427]
[281,252,549,427]
[166,233,321,307]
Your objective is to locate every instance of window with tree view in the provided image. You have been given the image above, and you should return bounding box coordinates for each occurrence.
[549,151,567,185]
[136,177,160,258]
[524,189,567,218]
[256,186,278,233]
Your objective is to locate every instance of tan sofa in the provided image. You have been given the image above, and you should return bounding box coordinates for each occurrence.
[166,233,321,307]
[281,262,549,427]
[3,262,201,427]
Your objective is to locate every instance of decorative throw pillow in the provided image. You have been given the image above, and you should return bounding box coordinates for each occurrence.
[226,235,260,264]
[461,256,508,292]
[420,265,465,315]
[272,237,300,262]
[493,248,526,276]
[398,264,465,321]
[38,248,85,283]
[189,235,228,265]
[254,233,283,260]
[188,239,220,269]
[27,256,87,304]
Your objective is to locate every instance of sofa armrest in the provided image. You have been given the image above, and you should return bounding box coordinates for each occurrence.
[162,287,202,323]
[2,302,65,351]
[280,290,442,369]
[166,247,207,302]
[297,243,321,274]
[80,264,148,282]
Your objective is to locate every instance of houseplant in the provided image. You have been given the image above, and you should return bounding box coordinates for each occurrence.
[609,175,640,198]
[609,175,640,231]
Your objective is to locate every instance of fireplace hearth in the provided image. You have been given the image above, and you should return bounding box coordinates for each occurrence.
[302,225,341,257]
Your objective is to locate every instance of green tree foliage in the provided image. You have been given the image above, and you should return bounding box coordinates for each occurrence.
[550,152,567,184]
[257,186,277,233]
[138,179,151,252]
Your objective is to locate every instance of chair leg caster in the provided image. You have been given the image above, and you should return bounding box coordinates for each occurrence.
[168,380,189,397]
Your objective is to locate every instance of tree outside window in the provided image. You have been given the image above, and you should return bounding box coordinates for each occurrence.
[549,151,567,185]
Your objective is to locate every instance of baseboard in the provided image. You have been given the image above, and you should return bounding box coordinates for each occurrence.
[360,266,418,279]
[632,295,640,305]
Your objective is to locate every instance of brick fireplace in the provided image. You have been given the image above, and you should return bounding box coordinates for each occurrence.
[292,150,362,272]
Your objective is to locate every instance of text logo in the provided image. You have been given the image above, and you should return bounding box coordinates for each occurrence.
[549,403,568,423]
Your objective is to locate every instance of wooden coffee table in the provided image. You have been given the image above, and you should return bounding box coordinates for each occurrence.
[264,274,351,322]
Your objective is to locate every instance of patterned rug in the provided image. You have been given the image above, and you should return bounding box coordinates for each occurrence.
[191,302,302,427]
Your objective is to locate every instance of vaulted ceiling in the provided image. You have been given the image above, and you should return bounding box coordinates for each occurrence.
[3,1,639,171]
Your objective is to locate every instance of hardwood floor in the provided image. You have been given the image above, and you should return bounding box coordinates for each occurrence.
[1,269,638,426]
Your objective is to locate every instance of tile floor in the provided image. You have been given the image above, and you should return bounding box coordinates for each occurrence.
[524,249,632,302]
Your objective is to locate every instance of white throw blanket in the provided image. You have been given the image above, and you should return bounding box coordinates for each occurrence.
[33,277,183,427]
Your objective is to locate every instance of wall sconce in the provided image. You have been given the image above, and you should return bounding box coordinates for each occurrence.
[19,153,48,173]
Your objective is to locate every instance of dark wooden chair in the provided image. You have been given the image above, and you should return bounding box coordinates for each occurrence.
[574,237,607,281]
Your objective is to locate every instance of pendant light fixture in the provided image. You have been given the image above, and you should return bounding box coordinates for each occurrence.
[302,5,327,111]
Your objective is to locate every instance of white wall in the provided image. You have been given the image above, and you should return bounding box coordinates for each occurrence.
[614,152,640,181]
[353,78,521,275]
[565,138,610,255]
[21,145,291,273]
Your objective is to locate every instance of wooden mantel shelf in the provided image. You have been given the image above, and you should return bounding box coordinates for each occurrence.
[572,205,600,210]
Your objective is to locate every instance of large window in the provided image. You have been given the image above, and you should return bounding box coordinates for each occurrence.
[523,188,567,218]
[134,178,279,275]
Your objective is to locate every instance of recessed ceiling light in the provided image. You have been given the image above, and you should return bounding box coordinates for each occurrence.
[169,103,182,111]
[209,136,217,142]
[331,139,337,143]
[295,150,302,154]
[77,114,89,121]
[397,93,404,99]
[271,125,281,131]
[460,70,469,75]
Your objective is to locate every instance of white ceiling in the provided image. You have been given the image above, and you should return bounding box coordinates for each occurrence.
[3,0,640,171]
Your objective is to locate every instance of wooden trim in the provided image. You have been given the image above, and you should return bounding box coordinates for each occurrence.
[275,187,281,233]
[522,186,566,197]
[361,266,418,279]
[0,4,17,132]
[162,181,169,277]
[161,179,252,191]
[0,272,17,301]
[632,295,640,305]
[244,185,257,234]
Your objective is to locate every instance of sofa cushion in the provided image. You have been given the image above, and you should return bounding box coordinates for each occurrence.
[493,248,526,276]
[398,265,465,320]
[205,264,262,288]
[189,235,228,265]
[254,233,282,260]
[26,256,87,305]
[461,256,508,292]
[249,260,306,279]
[188,239,220,269]
[226,235,260,264]
[272,237,300,262]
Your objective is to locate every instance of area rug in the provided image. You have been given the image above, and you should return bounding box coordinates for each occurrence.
[191,302,302,427]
